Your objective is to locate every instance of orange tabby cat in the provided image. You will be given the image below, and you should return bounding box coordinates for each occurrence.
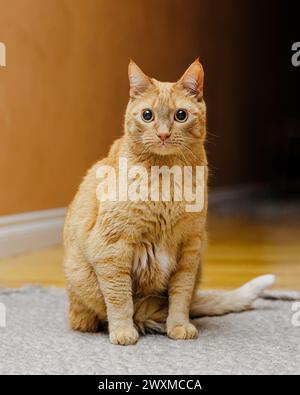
[63,59,275,345]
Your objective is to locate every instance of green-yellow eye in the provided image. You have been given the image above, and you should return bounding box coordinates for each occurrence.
[142,109,154,122]
[175,109,188,122]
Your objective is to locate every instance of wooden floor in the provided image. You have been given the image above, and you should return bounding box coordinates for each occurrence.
[0,214,299,290]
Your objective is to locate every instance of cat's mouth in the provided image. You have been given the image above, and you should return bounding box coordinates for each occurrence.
[159,142,168,149]
[151,141,177,155]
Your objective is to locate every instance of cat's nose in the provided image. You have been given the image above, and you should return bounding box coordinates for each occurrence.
[157,131,171,142]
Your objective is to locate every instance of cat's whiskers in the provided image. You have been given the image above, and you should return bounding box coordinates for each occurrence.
[180,143,199,163]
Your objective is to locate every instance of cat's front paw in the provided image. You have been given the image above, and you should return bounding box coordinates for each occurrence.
[109,326,139,346]
[167,322,198,340]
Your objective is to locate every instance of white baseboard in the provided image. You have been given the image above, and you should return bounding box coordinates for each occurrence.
[0,208,66,259]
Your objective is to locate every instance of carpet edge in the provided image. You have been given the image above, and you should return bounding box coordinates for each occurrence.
[1,285,300,300]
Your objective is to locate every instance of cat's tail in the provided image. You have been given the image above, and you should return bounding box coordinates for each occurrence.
[133,274,276,334]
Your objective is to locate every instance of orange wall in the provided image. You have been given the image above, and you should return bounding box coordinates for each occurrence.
[0,0,261,215]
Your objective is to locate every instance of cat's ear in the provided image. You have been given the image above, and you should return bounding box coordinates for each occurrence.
[178,59,204,97]
[128,60,152,98]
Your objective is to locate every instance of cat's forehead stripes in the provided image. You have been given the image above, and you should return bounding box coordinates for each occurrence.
[151,80,177,113]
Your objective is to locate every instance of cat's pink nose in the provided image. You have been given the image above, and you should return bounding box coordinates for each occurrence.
[157,131,171,142]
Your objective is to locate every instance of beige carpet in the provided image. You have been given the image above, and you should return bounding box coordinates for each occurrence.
[0,286,299,375]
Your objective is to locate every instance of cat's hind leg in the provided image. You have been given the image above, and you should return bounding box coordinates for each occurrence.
[68,288,100,332]
[64,250,107,332]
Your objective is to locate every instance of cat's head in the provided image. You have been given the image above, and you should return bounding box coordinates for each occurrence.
[125,59,206,158]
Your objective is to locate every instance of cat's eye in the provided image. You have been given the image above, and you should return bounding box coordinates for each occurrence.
[174,109,188,122]
[142,109,154,123]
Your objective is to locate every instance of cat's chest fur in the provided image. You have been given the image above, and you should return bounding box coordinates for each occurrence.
[132,242,176,295]
[129,201,187,295]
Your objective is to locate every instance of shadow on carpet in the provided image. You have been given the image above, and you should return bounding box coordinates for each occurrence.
[0,286,299,375]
